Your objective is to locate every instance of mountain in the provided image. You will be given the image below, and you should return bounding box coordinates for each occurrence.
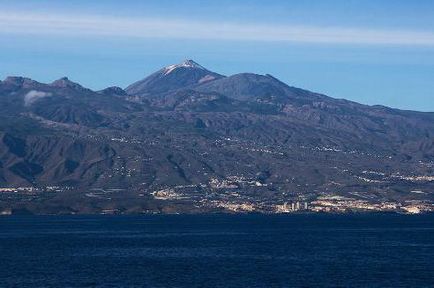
[125,60,225,96]
[50,77,88,91]
[0,60,433,214]
[98,86,128,97]
[194,73,306,102]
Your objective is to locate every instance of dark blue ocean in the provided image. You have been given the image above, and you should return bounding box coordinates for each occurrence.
[0,214,433,288]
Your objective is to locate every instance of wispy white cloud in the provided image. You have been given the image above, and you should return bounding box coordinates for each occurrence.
[24,90,52,106]
[1,11,434,46]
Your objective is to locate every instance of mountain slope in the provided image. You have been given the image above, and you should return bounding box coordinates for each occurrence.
[194,73,313,102]
[125,60,225,96]
[0,60,433,214]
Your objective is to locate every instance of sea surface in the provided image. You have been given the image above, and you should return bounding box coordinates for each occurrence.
[0,214,433,288]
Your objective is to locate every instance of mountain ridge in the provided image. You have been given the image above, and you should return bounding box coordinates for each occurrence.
[0,59,433,214]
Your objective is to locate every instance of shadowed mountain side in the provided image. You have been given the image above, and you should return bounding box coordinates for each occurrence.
[0,60,433,214]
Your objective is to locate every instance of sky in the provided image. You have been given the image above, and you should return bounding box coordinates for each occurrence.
[1,0,434,111]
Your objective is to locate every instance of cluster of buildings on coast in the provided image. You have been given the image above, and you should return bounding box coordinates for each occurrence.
[308,195,434,214]
[0,184,433,215]
[0,186,66,193]
[275,201,309,213]
[201,198,433,214]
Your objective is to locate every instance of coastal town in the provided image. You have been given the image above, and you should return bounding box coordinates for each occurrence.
[1,182,432,215]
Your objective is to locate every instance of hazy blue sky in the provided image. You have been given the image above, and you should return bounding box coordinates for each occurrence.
[1,0,434,111]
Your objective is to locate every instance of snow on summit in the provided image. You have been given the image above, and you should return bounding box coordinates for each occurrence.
[163,60,206,75]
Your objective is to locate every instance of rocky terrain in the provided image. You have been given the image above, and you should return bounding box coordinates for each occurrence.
[0,60,433,214]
